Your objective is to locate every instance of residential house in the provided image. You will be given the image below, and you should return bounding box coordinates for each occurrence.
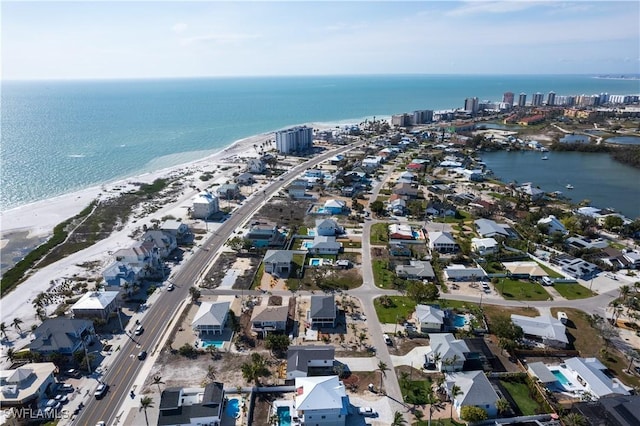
[399,171,415,182]
[414,305,445,333]
[158,382,224,426]
[192,191,219,219]
[471,237,499,256]
[407,161,426,171]
[307,236,342,255]
[191,301,230,335]
[389,224,414,240]
[511,314,569,349]
[142,229,177,259]
[315,219,343,237]
[308,295,337,328]
[292,376,349,426]
[564,357,632,399]
[0,363,57,406]
[566,236,609,251]
[286,346,335,380]
[251,305,289,336]
[247,158,266,173]
[263,250,294,277]
[474,218,514,239]
[160,220,191,243]
[362,156,382,170]
[427,333,469,372]
[70,291,120,320]
[443,264,487,282]
[102,261,137,290]
[537,215,567,234]
[216,183,240,200]
[396,261,435,281]
[288,182,307,199]
[244,226,285,248]
[393,183,419,198]
[571,394,640,426]
[428,231,458,253]
[553,255,600,280]
[323,200,347,215]
[388,198,407,216]
[444,371,499,418]
[29,318,95,357]
[389,243,412,257]
[112,242,158,276]
[503,261,548,279]
[623,251,640,269]
[517,183,545,201]
[234,172,255,185]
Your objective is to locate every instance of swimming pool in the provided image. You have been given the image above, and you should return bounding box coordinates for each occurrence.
[226,398,240,418]
[307,230,316,236]
[301,241,314,249]
[277,406,291,426]
[201,340,224,349]
[309,258,321,266]
[453,314,467,328]
[552,370,571,387]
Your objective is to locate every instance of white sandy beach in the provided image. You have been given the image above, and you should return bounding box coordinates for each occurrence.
[0,121,341,366]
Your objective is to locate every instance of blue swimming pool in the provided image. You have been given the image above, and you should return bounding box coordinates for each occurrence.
[201,340,224,349]
[302,241,314,249]
[307,230,316,236]
[309,258,321,266]
[226,398,240,418]
[277,406,291,426]
[552,370,571,387]
[453,314,467,328]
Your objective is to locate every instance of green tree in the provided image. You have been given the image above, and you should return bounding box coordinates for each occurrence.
[265,334,290,357]
[241,353,269,386]
[406,281,439,303]
[377,360,389,393]
[370,200,385,216]
[188,287,201,303]
[561,412,588,426]
[12,318,23,333]
[0,322,8,340]
[139,396,154,426]
[460,405,488,422]
[491,315,523,350]
[449,384,463,419]
[391,411,407,426]
[3,348,15,363]
[495,398,510,417]
[603,215,624,231]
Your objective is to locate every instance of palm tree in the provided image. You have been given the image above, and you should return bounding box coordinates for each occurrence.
[0,322,8,340]
[12,318,23,333]
[139,396,154,426]
[377,360,389,393]
[3,348,16,363]
[619,285,631,303]
[561,412,587,426]
[495,398,510,417]
[152,376,164,394]
[391,411,407,426]
[431,351,442,370]
[449,384,463,419]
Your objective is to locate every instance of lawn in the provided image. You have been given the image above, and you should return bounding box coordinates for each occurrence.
[374,296,417,324]
[552,283,595,300]
[298,226,308,235]
[496,279,551,301]
[372,259,395,289]
[370,223,389,244]
[499,379,546,416]
[417,420,465,426]
[535,262,564,278]
[399,378,433,405]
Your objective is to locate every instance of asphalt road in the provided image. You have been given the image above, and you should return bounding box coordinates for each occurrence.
[74,144,360,426]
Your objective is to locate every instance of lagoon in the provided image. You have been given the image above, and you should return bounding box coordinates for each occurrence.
[481,150,640,219]
[605,136,640,145]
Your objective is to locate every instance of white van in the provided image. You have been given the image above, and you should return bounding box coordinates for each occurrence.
[542,276,553,286]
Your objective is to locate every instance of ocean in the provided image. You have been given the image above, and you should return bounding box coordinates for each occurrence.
[2,74,639,211]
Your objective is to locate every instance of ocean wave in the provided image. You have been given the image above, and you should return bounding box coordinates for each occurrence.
[67,154,86,158]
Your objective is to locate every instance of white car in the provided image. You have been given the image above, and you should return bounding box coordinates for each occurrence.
[358,407,376,416]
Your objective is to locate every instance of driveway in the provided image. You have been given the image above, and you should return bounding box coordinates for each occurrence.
[390,345,431,368]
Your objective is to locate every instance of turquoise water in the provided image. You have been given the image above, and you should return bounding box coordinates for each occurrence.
[201,340,224,349]
[453,315,467,328]
[552,370,571,387]
[2,75,638,210]
[277,406,291,426]
[481,150,640,219]
[310,258,320,266]
[302,241,314,249]
[226,398,240,418]
[307,230,316,236]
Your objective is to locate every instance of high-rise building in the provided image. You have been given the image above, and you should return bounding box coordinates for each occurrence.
[391,114,411,127]
[546,92,556,106]
[503,92,515,106]
[518,93,527,107]
[532,92,544,106]
[411,110,433,125]
[275,126,313,154]
[464,97,479,114]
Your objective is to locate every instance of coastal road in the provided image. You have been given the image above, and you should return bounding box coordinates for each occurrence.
[75,143,362,426]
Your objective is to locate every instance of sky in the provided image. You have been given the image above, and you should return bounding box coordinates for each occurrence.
[2,1,639,80]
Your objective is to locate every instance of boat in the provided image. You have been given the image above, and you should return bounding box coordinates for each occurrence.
[541,155,548,160]
[566,184,574,189]
[550,191,563,197]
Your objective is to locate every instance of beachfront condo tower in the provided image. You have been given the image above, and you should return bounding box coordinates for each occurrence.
[275,126,313,154]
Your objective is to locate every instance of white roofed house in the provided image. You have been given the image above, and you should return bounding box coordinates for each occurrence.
[389,223,414,240]
[102,261,137,291]
[250,305,289,336]
[0,363,57,407]
[444,371,499,418]
[511,314,568,349]
[315,218,343,236]
[537,215,567,235]
[160,220,191,243]
[142,229,177,259]
[192,191,219,220]
[428,231,458,253]
[516,182,545,201]
[443,264,487,282]
[291,376,349,426]
[263,250,294,277]
[474,218,513,239]
[234,172,255,185]
[112,241,159,280]
[192,301,230,335]
[307,236,342,255]
[414,305,445,333]
[323,199,347,215]
[70,291,120,320]
[471,237,499,255]
[395,261,435,281]
[563,357,632,399]
[388,198,407,216]
[247,158,266,173]
[427,333,469,372]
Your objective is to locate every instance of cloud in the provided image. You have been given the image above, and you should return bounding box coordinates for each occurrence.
[446,1,544,17]
[171,22,188,34]
[180,32,261,46]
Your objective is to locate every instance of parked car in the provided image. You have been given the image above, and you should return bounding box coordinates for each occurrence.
[167,283,175,291]
[134,325,144,335]
[358,407,377,417]
[94,383,109,399]
[54,394,69,404]
[60,383,74,393]
[383,334,392,346]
